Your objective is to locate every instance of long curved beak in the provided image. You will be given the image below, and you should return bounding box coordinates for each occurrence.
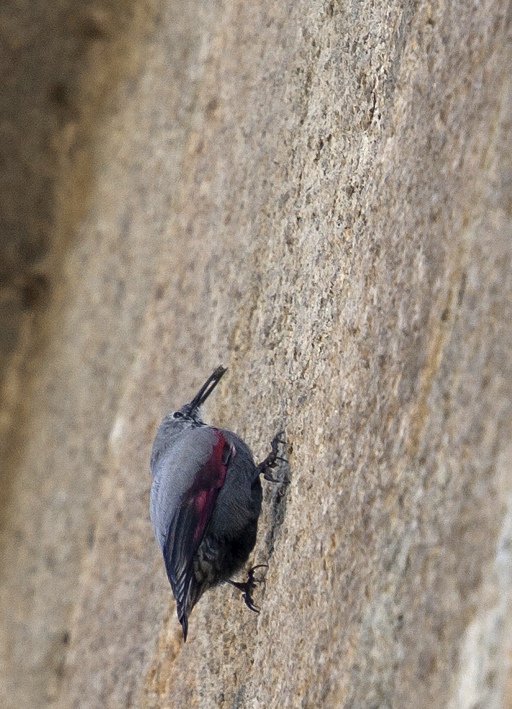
[187,366,227,414]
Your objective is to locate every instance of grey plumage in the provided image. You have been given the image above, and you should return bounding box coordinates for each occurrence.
[149,366,284,640]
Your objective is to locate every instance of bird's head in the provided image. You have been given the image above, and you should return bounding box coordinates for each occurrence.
[150,366,227,474]
[171,365,227,426]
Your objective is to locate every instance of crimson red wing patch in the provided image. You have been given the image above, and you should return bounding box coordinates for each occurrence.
[163,429,233,639]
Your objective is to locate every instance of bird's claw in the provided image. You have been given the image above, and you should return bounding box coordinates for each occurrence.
[228,564,268,613]
[257,431,289,483]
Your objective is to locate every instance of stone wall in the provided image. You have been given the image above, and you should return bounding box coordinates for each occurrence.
[1,1,511,707]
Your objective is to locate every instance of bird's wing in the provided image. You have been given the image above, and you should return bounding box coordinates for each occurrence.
[163,428,233,640]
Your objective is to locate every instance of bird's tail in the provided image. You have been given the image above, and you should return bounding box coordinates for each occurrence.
[177,577,206,642]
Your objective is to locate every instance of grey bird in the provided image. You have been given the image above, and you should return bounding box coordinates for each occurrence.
[149,366,285,641]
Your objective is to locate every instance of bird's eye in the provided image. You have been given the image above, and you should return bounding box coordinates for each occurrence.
[172,411,184,419]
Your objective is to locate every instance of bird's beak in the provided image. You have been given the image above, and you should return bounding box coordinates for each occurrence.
[187,366,227,414]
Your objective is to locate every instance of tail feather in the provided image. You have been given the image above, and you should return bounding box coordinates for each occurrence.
[176,575,206,642]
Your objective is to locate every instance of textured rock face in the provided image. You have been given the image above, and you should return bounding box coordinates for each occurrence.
[1,1,512,708]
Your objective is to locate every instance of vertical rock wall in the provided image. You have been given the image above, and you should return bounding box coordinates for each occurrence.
[1,1,511,707]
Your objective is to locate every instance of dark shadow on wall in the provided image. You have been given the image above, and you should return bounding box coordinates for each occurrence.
[0,0,150,513]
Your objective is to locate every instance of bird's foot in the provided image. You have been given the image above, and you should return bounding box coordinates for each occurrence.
[228,564,268,612]
[256,431,289,483]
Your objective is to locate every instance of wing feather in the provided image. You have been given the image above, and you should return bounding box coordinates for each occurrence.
[162,429,233,639]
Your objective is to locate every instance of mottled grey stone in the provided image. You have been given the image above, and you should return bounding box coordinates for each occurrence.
[1,1,512,708]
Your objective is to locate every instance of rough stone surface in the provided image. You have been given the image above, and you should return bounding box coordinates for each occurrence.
[1,1,512,708]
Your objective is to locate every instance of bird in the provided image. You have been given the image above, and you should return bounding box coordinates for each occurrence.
[149,366,286,640]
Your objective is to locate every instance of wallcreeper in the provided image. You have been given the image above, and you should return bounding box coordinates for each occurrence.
[150,366,286,640]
